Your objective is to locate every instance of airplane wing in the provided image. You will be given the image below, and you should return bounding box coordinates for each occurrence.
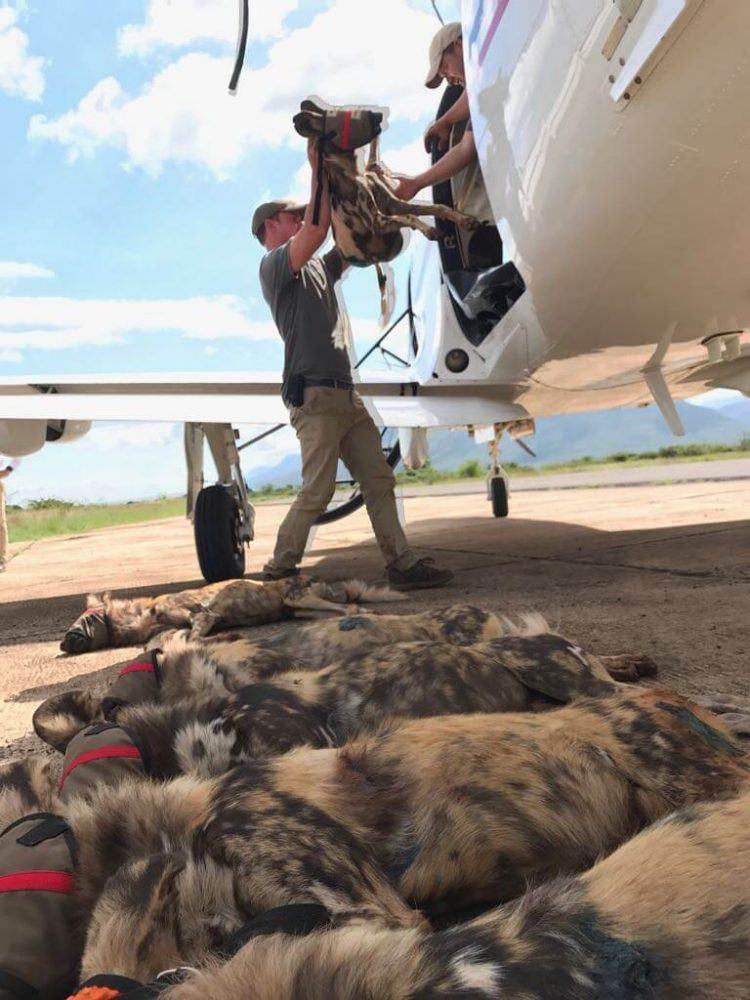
[0,371,528,428]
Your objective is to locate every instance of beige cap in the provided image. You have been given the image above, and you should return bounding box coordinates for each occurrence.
[425,21,462,88]
[252,199,307,241]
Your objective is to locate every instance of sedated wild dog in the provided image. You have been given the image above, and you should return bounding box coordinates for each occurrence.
[7,688,747,983]
[155,790,750,1000]
[37,606,657,754]
[59,576,407,655]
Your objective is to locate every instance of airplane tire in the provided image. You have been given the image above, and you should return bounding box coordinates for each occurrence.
[194,485,246,582]
[491,477,509,518]
[315,441,401,525]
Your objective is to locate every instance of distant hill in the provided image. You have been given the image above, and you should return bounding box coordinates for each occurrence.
[246,399,750,488]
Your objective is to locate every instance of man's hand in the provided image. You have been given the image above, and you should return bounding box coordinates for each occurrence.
[0,469,11,479]
[423,118,452,154]
[393,176,423,203]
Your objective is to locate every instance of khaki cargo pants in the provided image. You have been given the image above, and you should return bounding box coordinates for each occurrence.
[266,387,415,573]
[0,478,7,565]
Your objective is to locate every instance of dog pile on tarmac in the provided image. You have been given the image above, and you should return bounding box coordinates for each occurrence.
[2,577,750,999]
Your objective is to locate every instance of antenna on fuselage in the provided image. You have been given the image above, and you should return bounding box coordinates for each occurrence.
[229,0,249,94]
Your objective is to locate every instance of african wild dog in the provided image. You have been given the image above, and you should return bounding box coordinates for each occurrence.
[155,790,750,1000]
[14,688,748,983]
[38,606,658,753]
[293,100,480,326]
[59,576,407,654]
[35,624,659,771]
[39,631,628,778]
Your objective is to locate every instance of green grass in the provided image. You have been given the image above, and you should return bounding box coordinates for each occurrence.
[7,438,750,545]
[7,496,185,544]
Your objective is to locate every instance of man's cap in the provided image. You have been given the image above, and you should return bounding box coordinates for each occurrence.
[252,199,307,241]
[425,21,462,88]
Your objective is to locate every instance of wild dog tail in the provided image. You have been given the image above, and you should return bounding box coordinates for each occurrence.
[341,580,409,604]
[32,689,102,752]
[497,612,552,637]
[375,263,396,328]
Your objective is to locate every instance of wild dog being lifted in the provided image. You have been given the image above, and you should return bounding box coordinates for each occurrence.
[59,576,407,654]
[6,688,749,983]
[154,791,750,1000]
[292,99,480,325]
[37,608,658,759]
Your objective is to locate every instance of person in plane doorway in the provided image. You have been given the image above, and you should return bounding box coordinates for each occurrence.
[252,140,453,591]
[394,21,503,270]
[0,454,21,572]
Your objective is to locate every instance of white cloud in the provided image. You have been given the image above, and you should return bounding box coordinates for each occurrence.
[0,6,44,101]
[0,261,54,280]
[0,294,280,357]
[86,421,178,450]
[30,0,437,176]
[0,349,23,363]
[385,136,431,178]
[118,0,300,56]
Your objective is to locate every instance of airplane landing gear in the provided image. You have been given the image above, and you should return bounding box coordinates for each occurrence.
[487,424,510,519]
[185,423,255,583]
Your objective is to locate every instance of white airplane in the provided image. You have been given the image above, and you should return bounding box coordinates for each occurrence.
[2,0,749,582]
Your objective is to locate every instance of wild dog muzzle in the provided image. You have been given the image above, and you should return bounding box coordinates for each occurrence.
[60,607,110,655]
[0,814,79,1000]
[100,651,162,720]
[58,722,150,803]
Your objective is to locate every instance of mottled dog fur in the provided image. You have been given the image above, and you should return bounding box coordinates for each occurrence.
[37,606,656,753]
[162,791,750,1000]
[41,632,629,780]
[15,689,744,981]
[60,576,407,653]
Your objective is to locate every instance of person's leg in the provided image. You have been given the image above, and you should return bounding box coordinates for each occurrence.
[0,479,7,568]
[340,396,452,588]
[264,390,343,575]
[339,396,413,569]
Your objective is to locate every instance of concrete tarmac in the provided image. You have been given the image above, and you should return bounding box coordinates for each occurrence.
[1,473,749,758]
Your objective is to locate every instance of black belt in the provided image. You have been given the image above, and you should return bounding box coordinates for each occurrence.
[305,378,354,390]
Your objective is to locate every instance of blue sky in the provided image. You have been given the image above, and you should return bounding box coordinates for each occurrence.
[0,0,460,502]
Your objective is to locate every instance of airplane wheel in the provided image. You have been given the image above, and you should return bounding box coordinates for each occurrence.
[194,484,246,582]
[490,476,509,518]
[315,439,401,525]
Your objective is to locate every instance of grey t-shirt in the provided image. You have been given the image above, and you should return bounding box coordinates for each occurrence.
[259,243,352,404]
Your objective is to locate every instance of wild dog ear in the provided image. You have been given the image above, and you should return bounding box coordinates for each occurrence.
[87,593,103,609]
[33,688,102,751]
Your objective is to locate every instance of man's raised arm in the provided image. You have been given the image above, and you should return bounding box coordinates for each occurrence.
[289,140,333,273]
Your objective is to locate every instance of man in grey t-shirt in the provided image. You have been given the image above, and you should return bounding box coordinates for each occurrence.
[252,141,452,590]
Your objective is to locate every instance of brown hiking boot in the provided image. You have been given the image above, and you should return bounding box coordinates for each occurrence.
[388,557,454,591]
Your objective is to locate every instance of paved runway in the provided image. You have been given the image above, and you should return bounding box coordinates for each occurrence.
[1,470,749,758]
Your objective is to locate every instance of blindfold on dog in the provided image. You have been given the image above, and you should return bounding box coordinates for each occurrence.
[0,814,80,1000]
[293,97,386,153]
[60,605,110,655]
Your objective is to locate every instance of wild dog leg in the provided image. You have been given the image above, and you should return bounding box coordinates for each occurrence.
[692,694,750,737]
[383,213,439,239]
[599,653,659,683]
[366,136,380,170]
[285,594,354,617]
[368,173,480,230]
